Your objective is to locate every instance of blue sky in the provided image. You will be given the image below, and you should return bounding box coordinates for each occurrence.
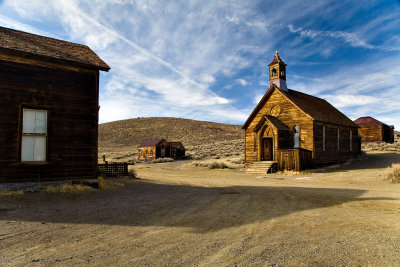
[1,1,399,129]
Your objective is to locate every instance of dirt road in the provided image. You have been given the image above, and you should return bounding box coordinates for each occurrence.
[1,152,400,266]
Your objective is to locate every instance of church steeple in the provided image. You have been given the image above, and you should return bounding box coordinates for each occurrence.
[268,50,288,92]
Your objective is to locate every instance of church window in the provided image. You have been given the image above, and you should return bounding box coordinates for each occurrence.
[337,128,340,151]
[323,126,326,151]
[293,125,299,148]
[271,68,277,76]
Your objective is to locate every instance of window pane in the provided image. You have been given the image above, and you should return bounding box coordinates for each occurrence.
[21,136,34,161]
[22,109,35,133]
[34,111,47,134]
[34,136,46,161]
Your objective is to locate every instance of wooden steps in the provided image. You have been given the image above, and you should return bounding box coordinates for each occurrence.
[245,161,278,174]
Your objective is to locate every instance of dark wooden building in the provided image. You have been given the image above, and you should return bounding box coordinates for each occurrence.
[354,116,394,143]
[0,26,110,183]
[138,139,185,161]
[168,142,186,159]
[243,51,361,173]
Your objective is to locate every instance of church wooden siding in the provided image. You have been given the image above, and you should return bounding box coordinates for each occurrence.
[245,88,313,162]
[313,122,360,165]
[0,26,109,184]
[275,148,313,171]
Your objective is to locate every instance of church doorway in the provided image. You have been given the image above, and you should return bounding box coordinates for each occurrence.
[262,138,273,161]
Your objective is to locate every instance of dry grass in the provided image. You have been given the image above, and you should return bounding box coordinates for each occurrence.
[151,158,174,163]
[0,190,24,197]
[387,164,400,183]
[362,131,400,152]
[43,184,95,194]
[192,161,231,169]
[186,139,244,160]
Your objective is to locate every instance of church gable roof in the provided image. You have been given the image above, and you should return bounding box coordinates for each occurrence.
[282,89,358,128]
[243,85,358,129]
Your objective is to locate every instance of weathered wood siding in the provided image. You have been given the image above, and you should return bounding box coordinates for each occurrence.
[313,122,360,165]
[275,148,313,171]
[138,140,171,161]
[245,88,314,162]
[358,125,383,142]
[0,59,99,183]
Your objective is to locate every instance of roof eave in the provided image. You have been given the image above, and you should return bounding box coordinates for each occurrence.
[242,85,277,129]
[0,47,110,72]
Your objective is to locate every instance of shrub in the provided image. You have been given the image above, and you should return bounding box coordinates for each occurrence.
[98,176,105,189]
[388,168,400,183]
[151,158,174,163]
[192,161,231,169]
[208,162,229,169]
[128,168,137,178]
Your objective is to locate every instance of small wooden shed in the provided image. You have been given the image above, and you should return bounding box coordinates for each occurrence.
[138,139,170,161]
[168,142,186,159]
[137,140,186,161]
[243,51,361,173]
[354,116,394,143]
[0,26,110,183]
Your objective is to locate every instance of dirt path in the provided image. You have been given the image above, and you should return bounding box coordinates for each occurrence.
[1,152,400,266]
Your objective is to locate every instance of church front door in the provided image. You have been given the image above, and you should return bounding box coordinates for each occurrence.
[262,138,273,161]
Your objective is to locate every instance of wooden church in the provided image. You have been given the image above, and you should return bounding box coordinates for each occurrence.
[243,51,361,173]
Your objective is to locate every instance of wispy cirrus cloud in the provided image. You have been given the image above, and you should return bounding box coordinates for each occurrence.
[1,0,399,129]
[288,24,400,52]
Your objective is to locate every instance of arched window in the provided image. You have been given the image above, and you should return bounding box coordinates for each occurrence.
[271,68,277,76]
[293,125,300,148]
[150,149,153,156]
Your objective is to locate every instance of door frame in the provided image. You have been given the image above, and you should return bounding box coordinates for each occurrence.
[261,137,273,161]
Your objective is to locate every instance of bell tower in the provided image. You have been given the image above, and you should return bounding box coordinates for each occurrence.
[268,50,288,92]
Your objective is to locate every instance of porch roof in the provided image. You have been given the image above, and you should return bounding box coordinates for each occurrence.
[253,115,289,132]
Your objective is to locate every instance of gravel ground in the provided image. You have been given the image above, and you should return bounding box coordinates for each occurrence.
[1,152,400,266]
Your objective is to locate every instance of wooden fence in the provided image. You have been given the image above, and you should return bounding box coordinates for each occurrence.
[98,162,130,177]
[275,148,313,171]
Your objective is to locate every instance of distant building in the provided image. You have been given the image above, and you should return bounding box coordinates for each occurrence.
[138,139,185,161]
[243,51,361,173]
[354,116,394,143]
[168,142,186,159]
[0,26,110,184]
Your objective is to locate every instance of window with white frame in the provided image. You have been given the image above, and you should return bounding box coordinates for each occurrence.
[21,109,47,162]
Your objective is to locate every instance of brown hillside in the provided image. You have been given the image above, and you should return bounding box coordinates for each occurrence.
[98,117,244,161]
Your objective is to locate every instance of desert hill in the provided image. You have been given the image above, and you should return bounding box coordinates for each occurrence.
[98,117,244,161]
